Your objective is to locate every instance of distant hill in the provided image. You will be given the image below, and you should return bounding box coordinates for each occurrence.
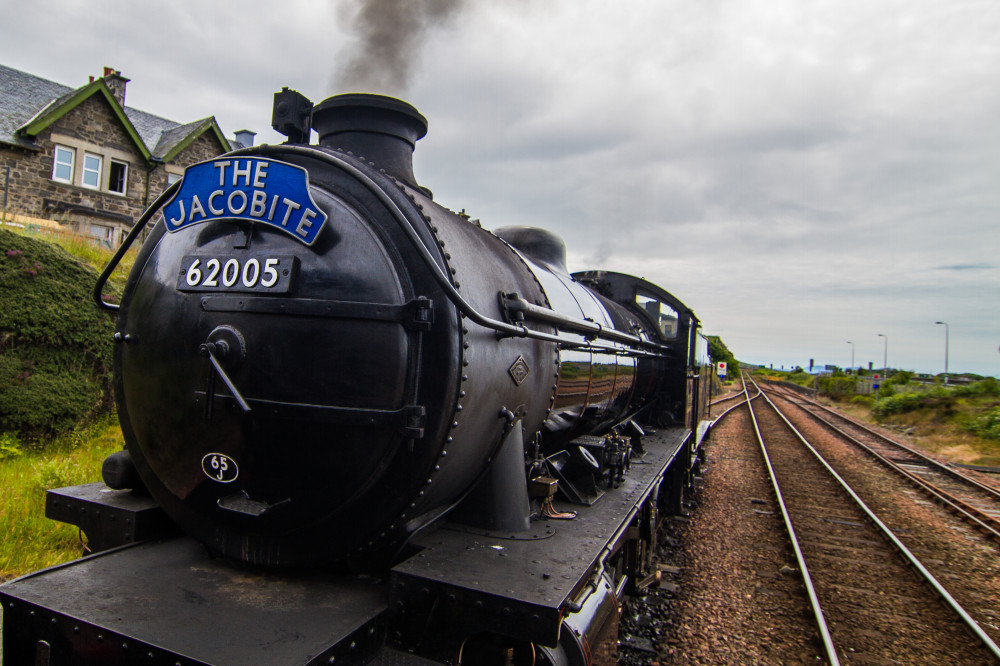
[0,228,117,439]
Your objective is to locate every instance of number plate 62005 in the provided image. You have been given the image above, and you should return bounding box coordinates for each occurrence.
[177,254,297,293]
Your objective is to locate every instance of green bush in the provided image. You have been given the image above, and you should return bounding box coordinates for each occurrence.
[850,394,875,408]
[0,432,22,460]
[820,376,859,397]
[955,377,1000,398]
[965,406,1000,441]
[884,370,913,388]
[875,383,896,400]
[707,336,739,377]
[873,386,953,417]
[0,229,118,439]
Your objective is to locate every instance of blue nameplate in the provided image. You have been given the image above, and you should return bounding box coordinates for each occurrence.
[163,158,328,246]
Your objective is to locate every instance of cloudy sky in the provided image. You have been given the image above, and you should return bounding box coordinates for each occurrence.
[4,0,998,376]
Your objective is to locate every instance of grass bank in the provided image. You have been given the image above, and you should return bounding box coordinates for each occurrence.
[0,407,123,582]
[0,226,132,580]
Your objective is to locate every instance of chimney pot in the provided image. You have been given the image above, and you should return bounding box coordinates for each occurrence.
[234,129,256,148]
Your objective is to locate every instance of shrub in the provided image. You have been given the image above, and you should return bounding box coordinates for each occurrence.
[0,432,22,460]
[819,376,857,398]
[850,394,875,408]
[955,377,1000,398]
[873,387,953,417]
[0,229,119,439]
[875,383,896,400]
[707,336,739,377]
[965,406,1000,441]
[884,370,913,388]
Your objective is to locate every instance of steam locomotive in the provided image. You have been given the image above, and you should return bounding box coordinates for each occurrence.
[0,90,713,665]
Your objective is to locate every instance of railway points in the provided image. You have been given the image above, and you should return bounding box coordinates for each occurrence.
[644,373,1000,664]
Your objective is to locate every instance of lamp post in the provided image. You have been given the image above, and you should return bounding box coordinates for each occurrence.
[935,321,949,384]
[877,333,888,376]
[846,341,855,374]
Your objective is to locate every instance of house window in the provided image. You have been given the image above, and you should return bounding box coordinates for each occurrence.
[82,154,102,189]
[52,145,74,183]
[108,160,128,194]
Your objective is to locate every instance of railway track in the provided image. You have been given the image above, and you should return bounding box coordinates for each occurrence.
[770,385,1000,541]
[709,377,750,418]
[743,375,1000,664]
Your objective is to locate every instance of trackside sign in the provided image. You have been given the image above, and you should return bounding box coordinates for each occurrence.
[163,158,328,245]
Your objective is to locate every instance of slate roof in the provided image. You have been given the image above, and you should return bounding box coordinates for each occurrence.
[0,65,68,149]
[0,64,230,158]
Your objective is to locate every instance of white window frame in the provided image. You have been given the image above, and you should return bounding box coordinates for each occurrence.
[82,153,102,189]
[108,159,128,195]
[52,145,75,183]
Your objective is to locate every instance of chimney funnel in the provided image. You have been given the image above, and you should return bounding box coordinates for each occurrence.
[311,94,427,191]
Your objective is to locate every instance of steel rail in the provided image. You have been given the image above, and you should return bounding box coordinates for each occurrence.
[710,374,761,423]
[769,387,1000,542]
[751,379,1000,661]
[742,376,840,665]
[781,389,1000,501]
[709,392,744,407]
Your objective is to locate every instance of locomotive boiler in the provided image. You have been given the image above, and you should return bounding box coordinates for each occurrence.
[0,90,714,665]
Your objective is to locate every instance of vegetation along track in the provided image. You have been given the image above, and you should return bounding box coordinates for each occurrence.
[745,375,1000,664]
[771,385,1000,540]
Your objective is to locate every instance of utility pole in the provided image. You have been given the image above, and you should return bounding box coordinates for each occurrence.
[877,333,888,376]
[935,321,949,384]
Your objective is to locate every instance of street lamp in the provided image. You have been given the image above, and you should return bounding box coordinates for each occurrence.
[846,341,855,373]
[877,333,888,375]
[935,321,949,384]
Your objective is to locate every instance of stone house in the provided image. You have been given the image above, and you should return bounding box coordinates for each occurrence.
[0,64,249,246]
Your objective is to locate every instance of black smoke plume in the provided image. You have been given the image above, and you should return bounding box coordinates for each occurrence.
[332,0,467,95]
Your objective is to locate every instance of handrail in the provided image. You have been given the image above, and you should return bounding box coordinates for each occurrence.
[238,145,671,352]
[93,181,181,312]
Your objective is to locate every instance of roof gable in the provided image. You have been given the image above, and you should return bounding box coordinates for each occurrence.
[0,64,231,163]
[154,117,231,162]
[19,78,151,160]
